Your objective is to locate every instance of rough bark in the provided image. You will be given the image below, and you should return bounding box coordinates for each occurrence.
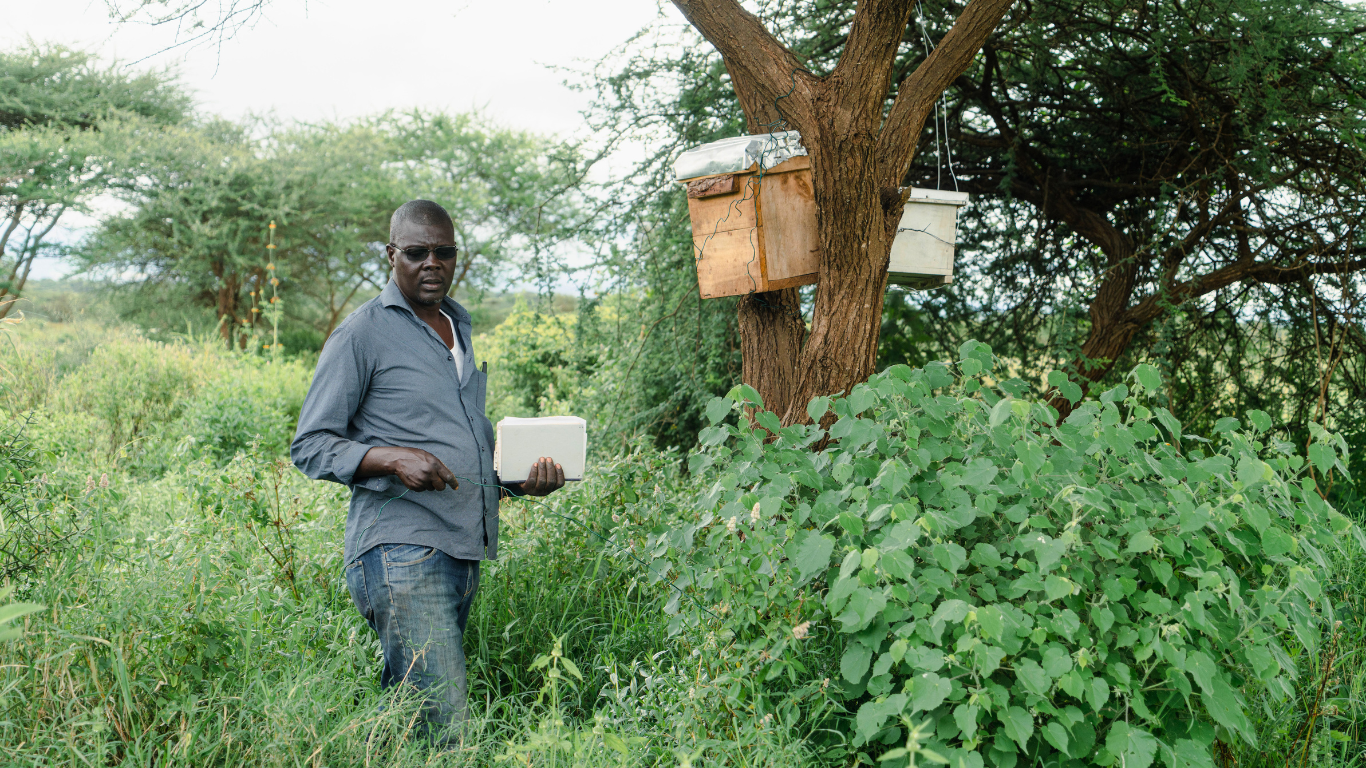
[672,0,1017,423]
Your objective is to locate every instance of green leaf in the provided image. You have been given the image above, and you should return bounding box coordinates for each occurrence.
[602,732,630,756]
[990,397,1013,427]
[1105,723,1158,768]
[954,704,980,741]
[1125,531,1158,554]
[977,605,1004,640]
[842,643,873,683]
[1042,645,1073,678]
[807,396,832,423]
[855,694,907,742]
[1015,658,1051,697]
[1200,677,1254,744]
[704,397,732,425]
[1091,606,1115,634]
[1213,417,1241,434]
[1154,407,1182,441]
[1015,440,1046,474]
[932,543,968,573]
[1044,575,1074,601]
[738,384,764,408]
[1245,410,1272,433]
[1261,526,1295,558]
[0,601,43,642]
[1088,678,1110,713]
[559,656,583,681]
[907,671,951,713]
[1308,443,1336,473]
[961,458,999,491]
[837,588,887,633]
[787,533,835,583]
[1242,503,1270,533]
[931,599,970,625]
[1000,706,1034,750]
[1132,363,1162,393]
[1237,456,1269,487]
[1184,650,1217,694]
[1042,720,1070,754]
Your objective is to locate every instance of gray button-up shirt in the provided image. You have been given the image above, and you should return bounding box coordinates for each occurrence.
[291,280,503,564]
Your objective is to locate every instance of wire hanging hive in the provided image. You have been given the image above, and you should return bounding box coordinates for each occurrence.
[675,131,969,298]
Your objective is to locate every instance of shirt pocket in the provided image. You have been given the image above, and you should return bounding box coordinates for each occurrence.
[470,368,488,415]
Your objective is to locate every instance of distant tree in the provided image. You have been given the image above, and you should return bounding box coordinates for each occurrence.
[82,112,591,348]
[79,119,286,344]
[378,110,594,295]
[0,43,189,318]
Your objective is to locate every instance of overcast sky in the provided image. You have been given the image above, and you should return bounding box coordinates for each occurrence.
[4,0,682,278]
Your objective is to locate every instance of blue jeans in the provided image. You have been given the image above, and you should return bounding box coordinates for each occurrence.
[345,543,480,744]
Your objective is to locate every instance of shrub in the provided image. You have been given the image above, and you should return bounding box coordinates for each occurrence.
[653,341,1363,767]
[54,335,203,456]
[178,356,311,462]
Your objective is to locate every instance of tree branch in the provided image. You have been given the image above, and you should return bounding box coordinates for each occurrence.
[1126,255,1366,326]
[877,0,1016,189]
[670,0,818,130]
[832,0,917,118]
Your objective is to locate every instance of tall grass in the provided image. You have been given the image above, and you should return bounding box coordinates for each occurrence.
[0,318,813,766]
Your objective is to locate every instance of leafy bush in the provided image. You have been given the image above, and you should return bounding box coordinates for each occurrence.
[55,335,204,456]
[655,341,1363,767]
[178,356,311,462]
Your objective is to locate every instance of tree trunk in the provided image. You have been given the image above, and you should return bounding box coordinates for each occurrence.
[737,288,805,413]
[774,135,899,423]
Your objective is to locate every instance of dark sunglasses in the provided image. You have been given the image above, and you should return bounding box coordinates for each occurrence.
[388,243,460,262]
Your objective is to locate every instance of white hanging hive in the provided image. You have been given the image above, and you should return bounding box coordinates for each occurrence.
[888,188,970,290]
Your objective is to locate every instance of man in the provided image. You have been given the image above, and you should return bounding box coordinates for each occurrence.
[291,199,564,744]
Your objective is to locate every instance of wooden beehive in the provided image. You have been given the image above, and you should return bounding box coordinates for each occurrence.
[676,133,819,299]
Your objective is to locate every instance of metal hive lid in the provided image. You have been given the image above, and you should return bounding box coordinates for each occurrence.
[673,130,808,181]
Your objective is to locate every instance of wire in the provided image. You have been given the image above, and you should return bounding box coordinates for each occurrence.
[689,68,810,321]
[358,487,409,540]
[372,475,721,621]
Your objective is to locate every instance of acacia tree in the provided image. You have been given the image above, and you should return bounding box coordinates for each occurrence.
[921,0,1366,416]
[0,44,187,318]
[669,0,1015,424]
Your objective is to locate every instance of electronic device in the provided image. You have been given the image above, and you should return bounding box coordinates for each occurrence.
[493,416,587,483]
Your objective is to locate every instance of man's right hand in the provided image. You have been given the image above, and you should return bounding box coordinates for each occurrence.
[356,446,458,492]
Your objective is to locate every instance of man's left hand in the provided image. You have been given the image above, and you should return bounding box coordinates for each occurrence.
[518,457,565,497]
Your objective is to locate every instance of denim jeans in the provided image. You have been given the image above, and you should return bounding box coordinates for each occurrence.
[345,543,480,745]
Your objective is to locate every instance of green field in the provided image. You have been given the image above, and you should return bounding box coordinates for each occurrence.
[0,312,1361,767]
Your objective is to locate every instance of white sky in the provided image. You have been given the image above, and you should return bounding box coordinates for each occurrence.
[4,0,683,279]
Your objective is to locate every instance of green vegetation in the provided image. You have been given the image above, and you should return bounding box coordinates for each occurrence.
[0,317,812,765]
[2,306,1363,766]
[658,346,1365,766]
[4,0,1366,761]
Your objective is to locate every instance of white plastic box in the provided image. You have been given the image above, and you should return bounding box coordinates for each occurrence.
[493,416,587,483]
[888,188,970,290]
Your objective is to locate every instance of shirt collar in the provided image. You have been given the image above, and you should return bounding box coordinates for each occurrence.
[380,279,471,326]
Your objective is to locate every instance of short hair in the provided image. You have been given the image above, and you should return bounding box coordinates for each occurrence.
[390,199,454,241]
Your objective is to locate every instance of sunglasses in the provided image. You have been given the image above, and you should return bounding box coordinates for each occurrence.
[388,243,460,262]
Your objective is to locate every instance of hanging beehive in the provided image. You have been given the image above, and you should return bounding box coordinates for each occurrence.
[675,131,969,297]
[888,188,970,290]
[674,131,818,299]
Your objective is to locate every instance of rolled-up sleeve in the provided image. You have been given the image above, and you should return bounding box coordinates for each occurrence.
[291,326,376,487]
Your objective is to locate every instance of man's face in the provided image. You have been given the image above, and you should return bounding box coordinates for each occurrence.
[388,220,457,308]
